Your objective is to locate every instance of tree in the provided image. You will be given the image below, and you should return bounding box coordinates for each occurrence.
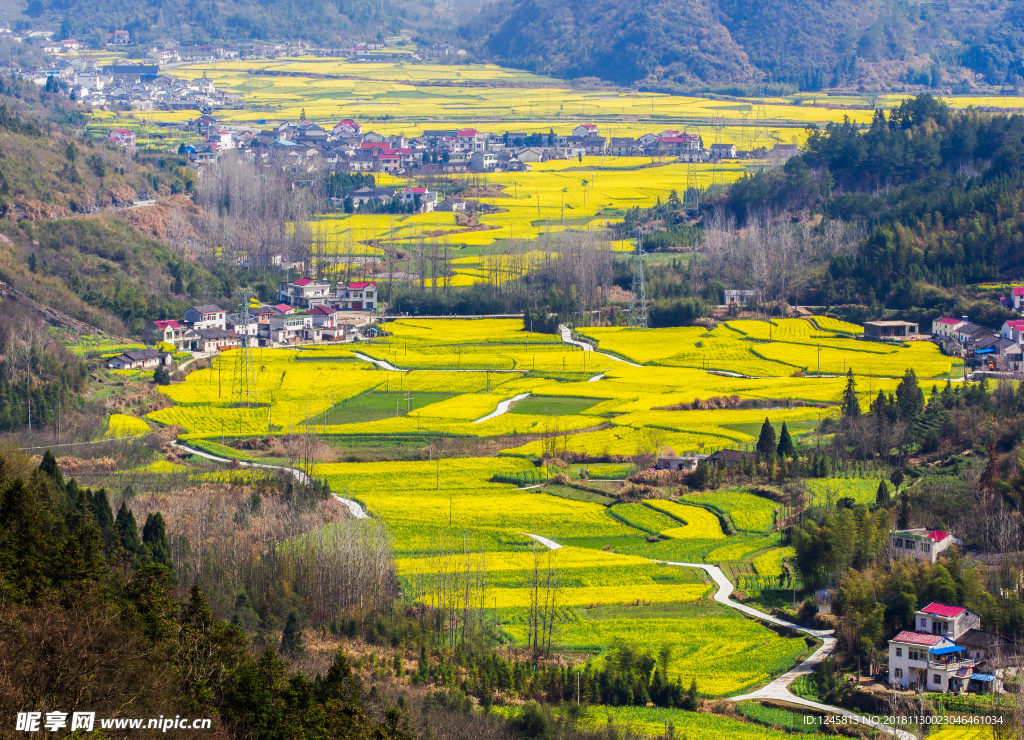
[895,368,925,419]
[756,418,777,462]
[890,468,905,491]
[280,610,304,656]
[39,450,65,493]
[777,422,794,459]
[153,365,171,385]
[875,480,890,507]
[115,501,143,557]
[840,369,861,417]
[142,512,173,571]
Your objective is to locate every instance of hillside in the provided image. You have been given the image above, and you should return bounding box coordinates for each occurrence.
[462,0,1024,91]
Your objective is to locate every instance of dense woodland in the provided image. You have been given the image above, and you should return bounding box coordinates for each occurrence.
[463,0,1024,91]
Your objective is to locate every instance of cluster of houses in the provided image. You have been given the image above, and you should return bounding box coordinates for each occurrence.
[106,279,379,370]
[34,59,242,113]
[930,315,1024,372]
[181,117,783,180]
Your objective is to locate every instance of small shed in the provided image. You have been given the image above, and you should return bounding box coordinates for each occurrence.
[864,320,919,339]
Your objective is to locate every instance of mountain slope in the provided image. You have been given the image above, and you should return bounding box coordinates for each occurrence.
[463,0,1023,91]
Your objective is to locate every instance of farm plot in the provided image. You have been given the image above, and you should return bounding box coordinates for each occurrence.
[682,490,778,533]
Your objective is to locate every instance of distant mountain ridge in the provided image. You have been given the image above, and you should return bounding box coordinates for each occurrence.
[461,0,1024,91]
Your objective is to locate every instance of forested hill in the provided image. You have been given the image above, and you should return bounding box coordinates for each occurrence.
[25,0,422,48]
[724,95,1024,319]
[461,0,1024,91]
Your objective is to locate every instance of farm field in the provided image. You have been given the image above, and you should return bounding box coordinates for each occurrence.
[153,317,937,710]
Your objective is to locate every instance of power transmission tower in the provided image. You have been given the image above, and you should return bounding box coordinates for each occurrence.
[683,161,699,214]
[231,289,259,408]
[627,233,648,329]
[710,115,726,189]
[753,86,770,156]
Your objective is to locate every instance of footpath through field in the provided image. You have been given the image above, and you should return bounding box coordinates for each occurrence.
[558,325,642,367]
[522,532,913,739]
[171,440,369,519]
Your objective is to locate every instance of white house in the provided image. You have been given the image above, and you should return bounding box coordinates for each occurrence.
[184,305,226,330]
[277,278,332,308]
[1012,287,1024,311]
[336,281,377,311]
[190,328,240,353]
[107,349,172,370]
[400,187,438,213]
[888,631,962,691]
[456,128,485,151]
[724,289,757,306]
[888,603,984,692]
[226,313,259,337]
[709,142,738,159]
[144,319,190,351]
[517,147,545,163]
[572,123,598,137]
[932,317,966,338]
[1001,319,1024,342]
[890,529,961,564]
[655,454,708,472]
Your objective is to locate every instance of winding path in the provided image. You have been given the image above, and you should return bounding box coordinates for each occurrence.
[473,393,531,423]
[523,531,912,738]
[558,325,642,368]
[171,440,369,519]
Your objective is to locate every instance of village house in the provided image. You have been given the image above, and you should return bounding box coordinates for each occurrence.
[655,454,708,472]
[261,314,311,344]
[106,348,173,370]
[709,142,738,159]
[724,289,757,306]
[190,328,241,353]
[335,281,377,311]
[144,320,190,351]
[401,187,438,212]
[277,277,332,308]
[1001,319,1024,342]
[226,312,259,337]
[184,305,226,330]
[889,528,962,564]
[435,197,466,212]
[887,603,1000,693]
[864,320,919,339]
[1011,287,1024,311]
[932,317,966,338]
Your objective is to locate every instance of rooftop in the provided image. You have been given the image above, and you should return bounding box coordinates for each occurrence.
[891,631,947,646]
[921,602,967,618]
[936,318,964,325]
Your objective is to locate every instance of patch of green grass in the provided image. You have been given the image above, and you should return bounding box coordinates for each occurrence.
[324,391,458,424]
[509,395,602,415]
[541,484,615,506]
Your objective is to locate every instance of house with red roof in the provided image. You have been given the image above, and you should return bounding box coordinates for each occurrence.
[105,128,136,153]
[401,186,438,213]
[335,281,377,312]
[144,319,191,351]
[1011,286,1024,311]
[332,119,362,136]
[1001,319,1024,342]
[887,602,985,691]
[932,316,966,338]
[277,278,332,308]
[456,128,485,151]
[572,123,599,137]
[890,528,962,564]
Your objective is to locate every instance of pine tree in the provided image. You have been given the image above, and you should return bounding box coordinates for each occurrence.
[840,369,861,417]
[756,418,777,462]
[776,422,794,459]
[142,512,174,571]
[89,488,117,551]
[895,368,925,419]
[876,480,890,507]
[38,450,65,493]
[281,610,304,656]
[115,501,143,557]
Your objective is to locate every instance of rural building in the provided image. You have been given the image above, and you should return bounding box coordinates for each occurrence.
[707,449,757,467]
[435,197,466,212]
[655,454,707,471]
[277,278,332,308]
[724,289,756,306]
[336,281,377,311]
[572,123,598,137]
[190,328,240,353]
[709,143,738,159]
[954,322,992,346]
[184,305,226,330]
[144,320,190,351]
[890,528,961,564]
[864,320,919,339]
[887,631,963,691]
[1001,319,1024,341]
[106,349,173,370]
[1012,287,1024,311]
[226,313,259,337]
[932,317,966,338]
[401,187,438,212]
